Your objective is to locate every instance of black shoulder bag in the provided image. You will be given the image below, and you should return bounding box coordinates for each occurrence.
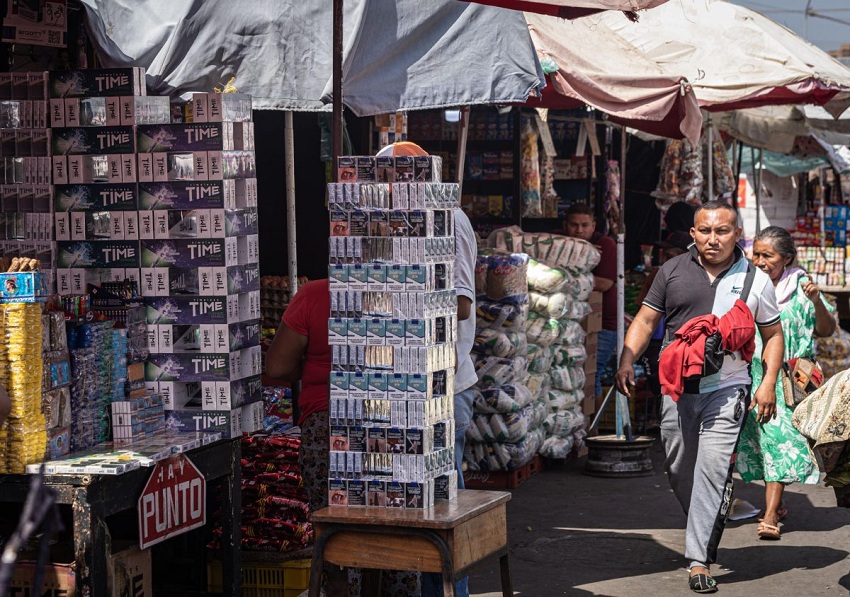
[702,261,757,376]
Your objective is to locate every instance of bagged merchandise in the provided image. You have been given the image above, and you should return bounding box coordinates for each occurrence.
[540,434,574,459]
[472,384,534,414]
[552,344,587,368]
[542,388,583,412]
[542,408,586,439]
[520,117,542,218]
[560,319,587,347]
[529,291,571,319]
[527,343,555,373]
[817,327,850,378]
[485,253,529,304]
[467,405,533,445]
[475,256,488,297]
[473,328,528,359]
[476,300,528,332]
[524,313,564,348]
[550,366,587,392]
[464,427,545,472]
[652,139,704,209]
[526,259,569,294]
[474,355,528,386]
[523,372,549,401]
[487,227,600,274]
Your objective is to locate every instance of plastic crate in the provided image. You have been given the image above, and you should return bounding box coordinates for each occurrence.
[208,558,311,597]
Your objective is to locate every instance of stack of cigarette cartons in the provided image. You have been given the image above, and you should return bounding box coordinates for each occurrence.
[326,154,461,509]
[141,92,263,437]
[50,67,166,292]
[0,71,55,292]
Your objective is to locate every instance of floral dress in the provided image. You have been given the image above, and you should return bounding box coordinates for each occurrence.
[736,280,832,484]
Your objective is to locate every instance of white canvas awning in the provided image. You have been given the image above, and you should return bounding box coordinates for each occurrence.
[460,0,670,19]
[595,0,850,116]
[523,11,702,143]
[717,105,850,154]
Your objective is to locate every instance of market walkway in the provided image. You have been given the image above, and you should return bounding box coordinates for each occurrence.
[467,438,850,597]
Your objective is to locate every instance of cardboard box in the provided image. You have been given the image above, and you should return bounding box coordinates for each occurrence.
[145,346,262,382]
[144,292,260,325]
[581,291,604,333]
[584,331,599,361]
[10,561,76,596]
[109,546,152,597]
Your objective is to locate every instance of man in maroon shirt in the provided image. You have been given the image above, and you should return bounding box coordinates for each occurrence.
[564,203,617,397]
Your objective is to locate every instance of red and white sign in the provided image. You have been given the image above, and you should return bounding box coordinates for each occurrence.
[138,454,206,550]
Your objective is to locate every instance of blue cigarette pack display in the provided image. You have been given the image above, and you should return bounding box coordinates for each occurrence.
[141,238,229,268]
[54,183,138,212]
[57,240,140,268]
[137,123,228,153]
[138,180,226,210]
[52,126,136,155]
[0,272,47,302]
[145,293,258,325]
[146,347,261,382]
[49,68,145,98]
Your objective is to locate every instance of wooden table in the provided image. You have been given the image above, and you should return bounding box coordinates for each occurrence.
[0,438,242,596]
[309,489,512,597]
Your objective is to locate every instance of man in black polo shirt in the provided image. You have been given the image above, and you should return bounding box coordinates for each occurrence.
[615,201,783,594]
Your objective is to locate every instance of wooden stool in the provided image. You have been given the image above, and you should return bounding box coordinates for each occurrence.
[309,489,513,597]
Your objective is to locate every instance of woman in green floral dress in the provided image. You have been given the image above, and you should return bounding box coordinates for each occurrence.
[736,227,836,540]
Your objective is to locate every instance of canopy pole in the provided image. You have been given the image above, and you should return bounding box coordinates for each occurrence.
[332,0,343,179]
[733,140,744,211]
[616,125,631,441]
[706,113,713,202]
[755,147,763,233]
[456,106,470,195]
[285,111,298,299]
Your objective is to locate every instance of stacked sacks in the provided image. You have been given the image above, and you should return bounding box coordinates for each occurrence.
[464,253,544,472]
[489,227,600,459]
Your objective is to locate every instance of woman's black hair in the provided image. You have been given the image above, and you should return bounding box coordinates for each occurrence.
[754,226,797,262]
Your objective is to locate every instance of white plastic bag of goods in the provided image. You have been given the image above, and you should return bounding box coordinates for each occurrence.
[524,312,564,348]
[566,272,595,301]
[476,300,528,332]
[472,384,534,414]
[560,319,587,347]
[474,355,528,386]
[473,328,528,359]
[550,366,587,392]
[530,397,549,430]
[487,226,526,254]
[552,344,587,368]
[542,408,587,438]
[504,428,545,470]
[539,434,575,459]
[523,372,550,401]
[527,259,570,294]
[543,388,583,412]
[527,343,555,373]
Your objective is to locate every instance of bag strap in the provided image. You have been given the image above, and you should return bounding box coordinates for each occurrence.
[739,260,757,303]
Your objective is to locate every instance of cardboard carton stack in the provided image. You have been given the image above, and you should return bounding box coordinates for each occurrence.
[326,154,459,508]
[139,92,263,437]
[581,290,602,420]
[0,71,54,292]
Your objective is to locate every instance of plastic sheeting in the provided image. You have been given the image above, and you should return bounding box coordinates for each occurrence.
[79,0,544,113]
[596,0,850,116]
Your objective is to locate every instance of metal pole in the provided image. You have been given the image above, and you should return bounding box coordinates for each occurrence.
[706,114,713,202]
[616,125,631,441]
[285,111,298,299]
[332,0,344,180]
[455,106,470,195]
[755,147,763,233]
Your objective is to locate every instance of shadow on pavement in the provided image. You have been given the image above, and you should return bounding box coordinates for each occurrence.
[716,544,849,584]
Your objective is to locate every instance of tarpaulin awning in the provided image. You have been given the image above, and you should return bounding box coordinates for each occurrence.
[717,105,850,154]
[459,0,669,19]
[595,0,850,116]
[78,0,544,113]
[523,12,702,144]
[321,1,544,116]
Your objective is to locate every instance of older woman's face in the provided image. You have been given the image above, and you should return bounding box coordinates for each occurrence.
[752,239,792,283]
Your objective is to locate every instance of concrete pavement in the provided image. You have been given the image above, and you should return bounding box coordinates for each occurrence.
[466,437,850,596]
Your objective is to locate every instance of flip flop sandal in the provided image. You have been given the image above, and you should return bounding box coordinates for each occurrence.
[689,573,718,593]
[757,521,781,540]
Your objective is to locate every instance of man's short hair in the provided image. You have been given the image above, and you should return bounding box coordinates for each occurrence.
[566,202,594,217]
[694,200,738,221]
